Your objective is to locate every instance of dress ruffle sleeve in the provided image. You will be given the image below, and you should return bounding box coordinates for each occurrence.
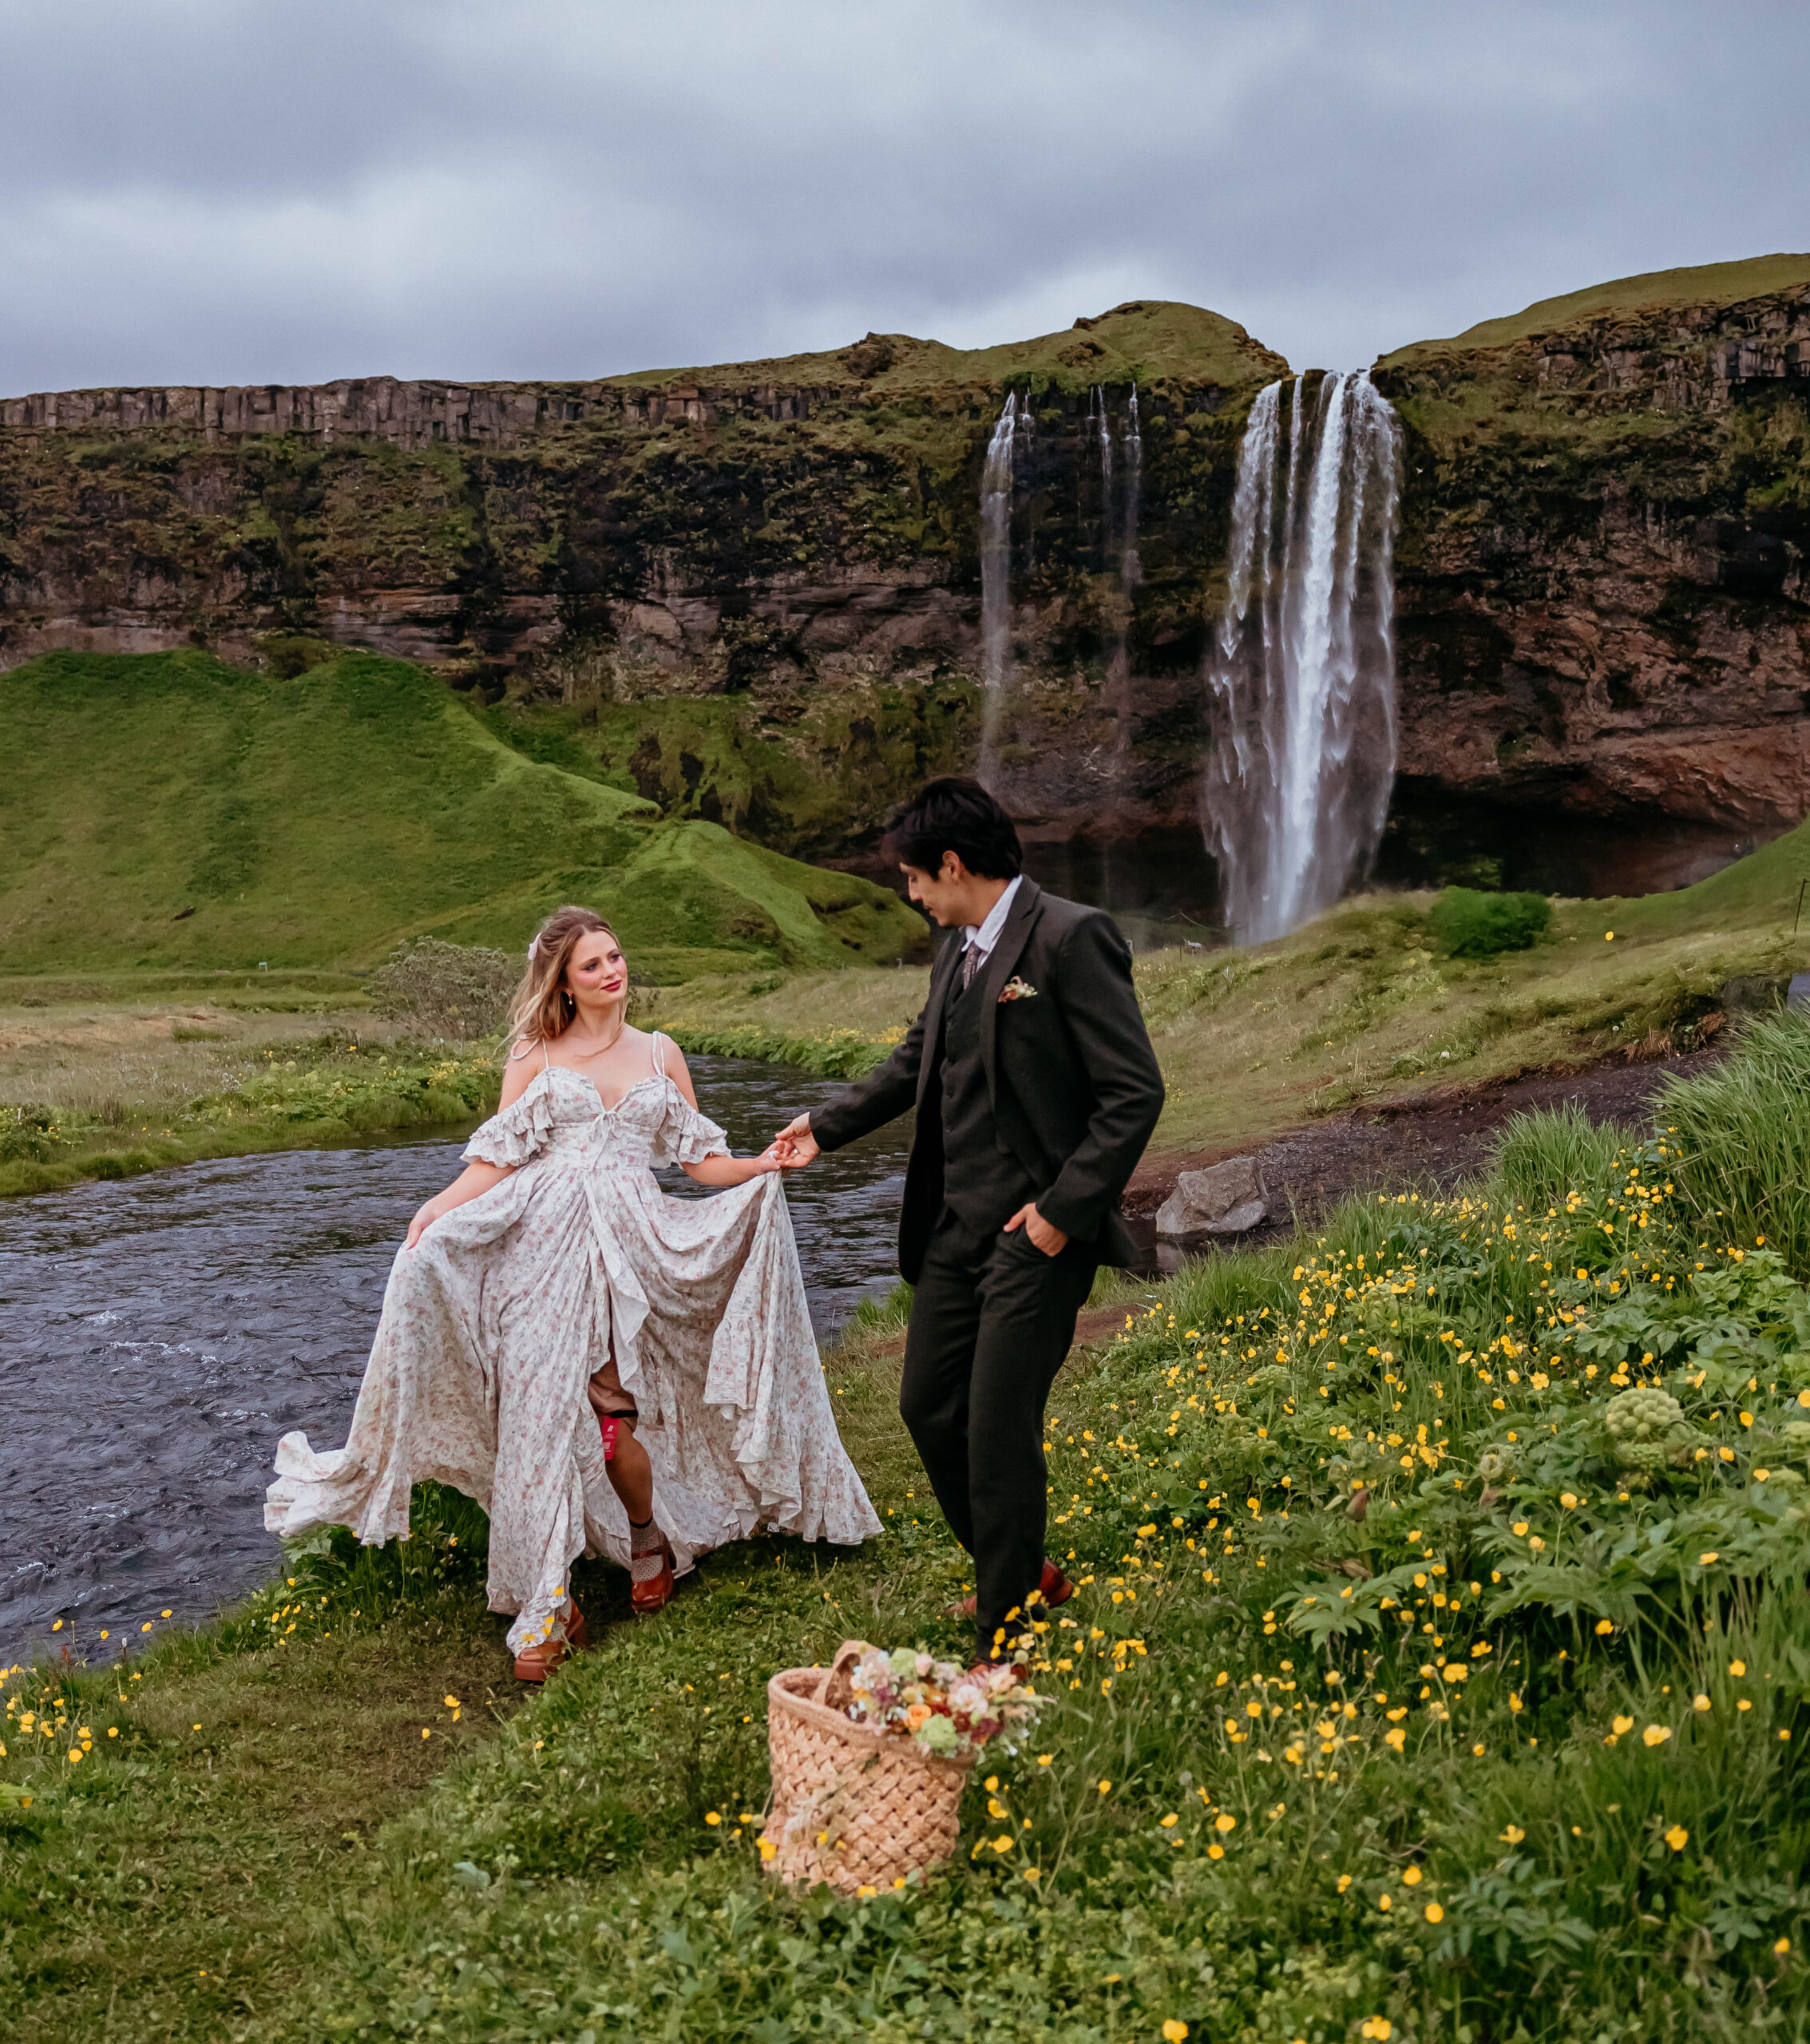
[652,1087,730,1166]
[462,1080,559,1168]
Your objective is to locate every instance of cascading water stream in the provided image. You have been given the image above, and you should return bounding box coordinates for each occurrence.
[1085,383,1143,763]
[1119,382,1142,599]
[1201,370,1401,944]
[980,393,1024,693]
[977,392,1027,778]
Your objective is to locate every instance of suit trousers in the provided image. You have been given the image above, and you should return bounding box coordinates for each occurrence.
[899,1206,1097,1658]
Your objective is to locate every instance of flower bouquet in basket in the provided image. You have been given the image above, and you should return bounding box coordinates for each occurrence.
[762,1641,1042,1895]
[843,1646,1040,1759]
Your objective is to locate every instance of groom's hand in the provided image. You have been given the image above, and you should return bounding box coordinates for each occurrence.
[773,1112,819,1168]
[1004,1202,1068,1257]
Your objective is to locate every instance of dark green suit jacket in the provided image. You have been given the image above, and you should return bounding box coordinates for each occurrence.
[809,879,1166,1281]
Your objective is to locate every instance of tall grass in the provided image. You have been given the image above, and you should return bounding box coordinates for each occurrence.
[1658,1008,1810,1272]
[1492,1101,1629,1210]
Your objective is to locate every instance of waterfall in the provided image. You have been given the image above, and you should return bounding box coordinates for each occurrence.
[1119,382,1142,598]
[1201,370,1402,945]
[979,392,1024,695]
[1086,382,1142,591]
[1089,386,1115,562]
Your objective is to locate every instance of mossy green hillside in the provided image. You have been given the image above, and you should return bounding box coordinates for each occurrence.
[0,650,925,977]
[479,682,983,860]
[614,297,1280,400]
[1384,252,1810,364]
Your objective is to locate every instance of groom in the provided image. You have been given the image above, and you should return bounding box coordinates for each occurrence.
[776,778,1165,1662]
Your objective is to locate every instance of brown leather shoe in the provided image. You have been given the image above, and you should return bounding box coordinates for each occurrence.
[630,1532,676,1616]
[945,1559,1075,1620]
[513,1598,588,1683]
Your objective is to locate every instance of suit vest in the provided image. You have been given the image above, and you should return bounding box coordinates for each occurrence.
[938,954,1036,1233]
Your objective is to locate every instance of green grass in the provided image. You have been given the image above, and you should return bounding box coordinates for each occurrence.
[10,1023,1810,2038]
[0,650,924,978]
[1491,1103,1627,1212]
[1384,252,1810,362]
[1657,1008,1810,1270]
[0,1037,501,1197]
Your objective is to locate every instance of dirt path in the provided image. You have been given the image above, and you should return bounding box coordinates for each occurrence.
[1122,1048,1721,1242]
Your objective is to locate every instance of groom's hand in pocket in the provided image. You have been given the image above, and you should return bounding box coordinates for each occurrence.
[773,1113,819,1169]
[1004,1202,1067,1257]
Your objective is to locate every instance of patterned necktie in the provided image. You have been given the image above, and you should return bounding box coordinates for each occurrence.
[961,941,981,992]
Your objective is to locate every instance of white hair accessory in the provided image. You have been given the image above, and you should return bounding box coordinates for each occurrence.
[527,935,541,964]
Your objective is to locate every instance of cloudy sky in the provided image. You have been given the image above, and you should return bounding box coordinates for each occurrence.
[3,0,1805,396]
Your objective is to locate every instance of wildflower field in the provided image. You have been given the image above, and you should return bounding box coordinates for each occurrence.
[6,1019,1810,2042]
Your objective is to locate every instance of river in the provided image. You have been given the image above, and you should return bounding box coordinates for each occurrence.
[0,1055,909,1664]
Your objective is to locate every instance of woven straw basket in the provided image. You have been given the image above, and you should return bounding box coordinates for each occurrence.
[762,1640,973,1894]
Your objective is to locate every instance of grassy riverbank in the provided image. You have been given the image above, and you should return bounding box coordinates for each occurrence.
[0,994,497,1197]
[12,804,1810,1202]
[8,1016,1810,2039]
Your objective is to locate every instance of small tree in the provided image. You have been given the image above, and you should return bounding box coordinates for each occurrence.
[370,938,518,1039]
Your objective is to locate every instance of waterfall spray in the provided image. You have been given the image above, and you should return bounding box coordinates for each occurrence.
[1201,370,1402,944]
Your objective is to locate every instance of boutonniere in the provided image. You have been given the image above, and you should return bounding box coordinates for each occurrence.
[998,976,1040,1003]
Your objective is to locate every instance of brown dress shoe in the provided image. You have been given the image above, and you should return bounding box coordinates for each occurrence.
[630,1531,676,1615]
[945,1559,1075,1619]
[513,1598,588,1683]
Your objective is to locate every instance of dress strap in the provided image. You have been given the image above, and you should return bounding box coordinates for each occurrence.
[541,1039,551,1073]
[651,1031,667,1079]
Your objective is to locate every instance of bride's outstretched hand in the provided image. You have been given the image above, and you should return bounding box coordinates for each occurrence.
[772,1114,819,1169]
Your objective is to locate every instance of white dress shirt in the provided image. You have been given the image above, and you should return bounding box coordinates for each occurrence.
[960,873,1024,976]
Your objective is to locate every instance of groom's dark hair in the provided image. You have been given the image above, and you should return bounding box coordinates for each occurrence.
[881,778,1023,880]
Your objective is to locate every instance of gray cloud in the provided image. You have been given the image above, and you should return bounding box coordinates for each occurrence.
[2,0,1806,394]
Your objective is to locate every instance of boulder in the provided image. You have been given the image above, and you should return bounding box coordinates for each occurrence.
[1155,1155,1268,1239]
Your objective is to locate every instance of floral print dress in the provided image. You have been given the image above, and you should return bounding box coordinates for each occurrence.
[265,1044,880,1651]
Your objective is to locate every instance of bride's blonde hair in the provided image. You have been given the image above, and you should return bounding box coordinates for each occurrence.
[506,905,621,1048]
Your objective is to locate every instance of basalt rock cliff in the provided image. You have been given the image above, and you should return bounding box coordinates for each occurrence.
[2,266,1808,871]
[1380,253,1810,857]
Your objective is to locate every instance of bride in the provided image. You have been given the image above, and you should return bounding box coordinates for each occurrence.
[265,905,880,1679]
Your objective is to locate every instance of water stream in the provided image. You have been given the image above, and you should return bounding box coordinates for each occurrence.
[978,391,1028,774]
[0,1055,911,1663]
[1202,371,1403,942]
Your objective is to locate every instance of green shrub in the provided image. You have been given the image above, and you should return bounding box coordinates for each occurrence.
[369,937,518,1039]
[1429,885,1551,958]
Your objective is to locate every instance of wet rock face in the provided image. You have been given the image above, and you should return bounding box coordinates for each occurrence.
[1380,281,1810,835]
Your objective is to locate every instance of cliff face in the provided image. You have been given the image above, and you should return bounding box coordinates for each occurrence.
[3,266,1808,869]
[1377,256,1810,838]
[0,303,1283,855]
